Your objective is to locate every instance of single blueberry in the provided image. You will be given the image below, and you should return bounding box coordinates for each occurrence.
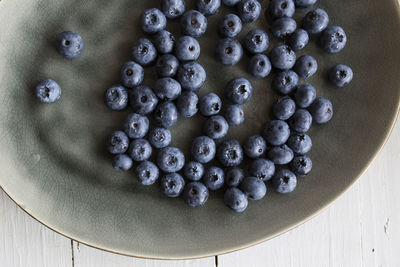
[320,26,347,53]
[288,29,309,51]
[217,139,244,167]
[270,44,296,70]
[105,85,128,111]
[107,131,129,154]
[243,135,267,159]
[273,96,296,121]
[248,54,272,78]
[309,97,333,124]
[240,176,267,200]
[128,138,152,162]
[154,78,182,101]
[329,64,354,87]
[174,36,201,61]
[56,31,83,59]
[132,38,157,66]
[180,10,208,37]
[156,54,179,78]
[196,0,221,16]
[290,155,312,176]
[262,120,290,146]
[294,55,318,78]
[287,133,312,154]
[204,115,229,139]
[36,79,61,103]
[154,101,178,128]
[303,8,329,35]
[224,104,244,126]
[218,14,242,38]
[271,169,297,193]
[203,166,225,190]
[222,0,241,7]
[157,146,185,173]
[215,38,243,66]
[177,61,206,91]
[249,158,275,181]
[237,0,261,23]
[271,17,297,39]
[153,30,175,54]
[141,8,167,34]
[191,136,216,163]
[177,91,199,117]
[295,0,317,8]
[225,78,253,104]
[120,61,144,88]
[244,29,269,54]
[136,161,160,185]
[161,173,185,197]
[183,182,209,207]
[123,113,149,139]
[294,84,316,108]
[148,127,172,149]
[268,144,294,165]
[199,93,222,116]
[184,161,205,181]
[225,167,245,187]
[162,0,186,19]
[112,154,133,172]
[129,85,158,115]
[268,0,295,20]
[224,187,248,212]
[289,109,313,133]
[272,70,299,95]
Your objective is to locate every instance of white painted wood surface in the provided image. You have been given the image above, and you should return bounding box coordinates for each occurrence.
[0,121,399,267]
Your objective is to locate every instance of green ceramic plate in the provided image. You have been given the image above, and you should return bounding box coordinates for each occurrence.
[1,0,399,260]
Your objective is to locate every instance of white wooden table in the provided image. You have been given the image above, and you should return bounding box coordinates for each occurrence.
[1,116,399,267]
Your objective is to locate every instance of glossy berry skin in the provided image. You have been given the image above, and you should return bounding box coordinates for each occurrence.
[237,0,261,23]
[107,131,129,154]
[157,147,185,173]
[225,78,253,104]
[203,166,225,190]
[105,85,128,111]
[136,161,160,185]
[191,136,216,163]
[289,109,313,133]
[180,10,208,37]
[273,70,299,95]
[162,0,186,19]
[270,45,296,70]
[56,31,83,59]
[154,78,182,101]
[290,155,312,176]
[244,135,267,159]
[148,127,171,149]
[320,26,347,53]
[329,64,353,87]
[174,36,201,61]
[222,0,241,7]
[36,79,61,103]
[123,113,149,139]
[183,182,209,207]
[294,55,318,78]
[224,188,248,212]
[272,169,297,193]
[156,54,179,78]
[262,120,290,146]
[288,29,309,51]
[199,93,222,116]
[153,30,175,54]
[217,139,244,167]
[215,38,243,66]
[244,29,269,54]
[224,104,244,126]
[309,97,333,124]
[204,115,229,139]
[303,8,329,35]
[129,85,158,115]
[120,61,144,88]
[268,0,295,20]
[112,154,133,172]
[177,62,206,91]
[225,167,245,187]
[219,14,242,38]
[248,54,272,78]
[240,176,267,200]
[249,158,275,181]
[141,8,167,34]
[294,84,316,108]
[128,138,152,162]
[132,38,157,66]
[161,173,185,197]
[177,91,199,118]
[287,133,312,154]
[268,144,294,165]
[154,101,178,128]
[184,161,205,181]
[271,18,297,39]
[273,96,296,121]
[295,0,317,8]
[196,0,221,16]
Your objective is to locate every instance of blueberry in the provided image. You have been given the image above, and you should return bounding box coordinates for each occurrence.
[199,93,222,116]
[191,136,216,163]
[237,0,261,23]
[135,161,160,185]
[112,154,133,172]
[225,78,253,104]
[309,97,333,124]
[222,0,241,7]
[174,36,201,61]
[154,101,178,128]
[162,0,186,19]
[249,158,275,181]
[288,29,309,51]
[203,166,225,190]
[196,0,221,16]
[180,10,208,37]
[56,31,83,59]
[224,104,244,126]
[294,55,318,78]
[141,8,167,34]
[132,38,157,66]
[224,187,248,212]
[290,155,312,176]
[154,78,182,101]
[156,54,179,78]
[161,173,185,197]
[129,85,158,115]
[218,14,242,38]
[273,96,296,121]
[271,18,297,39]
[240,176,267,200]
[268,144,294,165]
[177,61,206,91]
[303,8,329,35]
[244,29,269,54]
[217,139,244,167]
[153,30,175,54]
[123,113,149,139]
[262,120,290,146]
[204,115,229,139]
[225,167,245,187]
[107,131,129,154]
[128,138,152,162]
[272,70,299,95]
[157,146,185,173]
[184,161,205,181]
[294,84,316,108]
[120,61,144,88]
[177,91,199,117]
[215,38,243,66]
[268,0,295,20]
[248,54,272,78]
[148,127,172,149]
[244,135,267,159]
[105,85,128,111]
[295,0,317,8]
[183,182,209,207]
[270,44,296,70]
[35,79,61,103]
[289,109,312,133]
[272,169,297,193]
[320,26,347,54]
[287,133,312,154]
[329,64,353,87]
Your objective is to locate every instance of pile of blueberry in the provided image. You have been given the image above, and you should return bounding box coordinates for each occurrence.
[36,0,354,213]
